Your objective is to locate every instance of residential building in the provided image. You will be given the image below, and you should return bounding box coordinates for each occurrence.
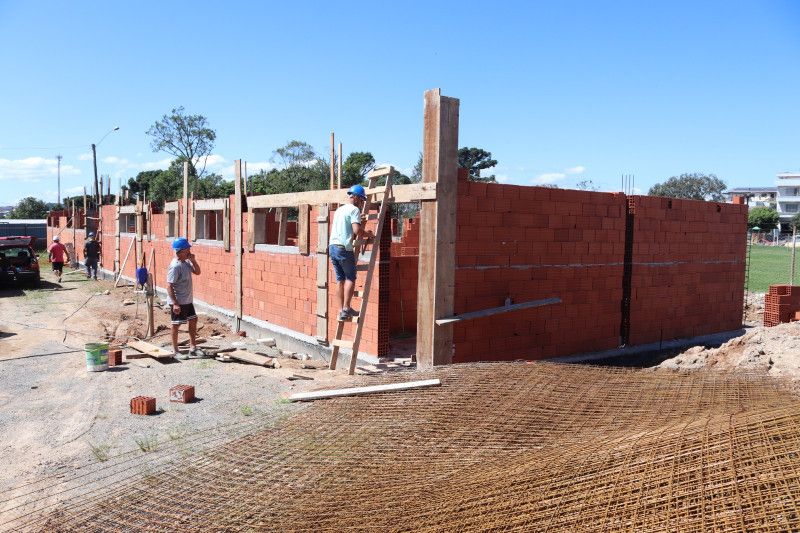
[724,187,776,208]
[776,172,800,230]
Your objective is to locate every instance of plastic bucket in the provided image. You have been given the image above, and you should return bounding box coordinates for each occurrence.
[85,343,109,372]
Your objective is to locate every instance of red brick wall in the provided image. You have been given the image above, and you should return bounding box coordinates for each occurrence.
[627,196,746,345]
[48,199,387,358]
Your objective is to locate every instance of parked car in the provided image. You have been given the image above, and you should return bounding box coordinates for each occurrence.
[0,236,40,286]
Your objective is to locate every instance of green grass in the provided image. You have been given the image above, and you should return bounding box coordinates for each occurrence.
[747,245,799,293]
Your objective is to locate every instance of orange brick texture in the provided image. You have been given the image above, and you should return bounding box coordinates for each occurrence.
[763,284,800,327]
[387,178,747,363]
[169,385,196,403]
[130,396,156,415]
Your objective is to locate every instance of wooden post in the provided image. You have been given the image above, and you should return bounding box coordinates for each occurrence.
[415,89,459,368]
[298,204,310,255]
[114,198,120,276]
[183,161,189,237]
[145,249,155,337]
[71,200,76,268]
[243,161,248,196]
[337,142,343,189]
[277,207,288,246]
[329,132,335,190]
[83,187,87,230]
[234,160,244,332]
[316,205,330,344]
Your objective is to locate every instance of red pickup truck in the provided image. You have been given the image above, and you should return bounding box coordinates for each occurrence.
[0,236,40,286]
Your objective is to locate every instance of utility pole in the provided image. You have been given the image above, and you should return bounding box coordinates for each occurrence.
[56,154,63,205]
[92,143,99,206]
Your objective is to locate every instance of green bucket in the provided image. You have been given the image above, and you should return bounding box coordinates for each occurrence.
[85,342,109,372]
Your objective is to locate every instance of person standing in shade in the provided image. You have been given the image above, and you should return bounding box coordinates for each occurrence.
[166,237,206,360]
[83,232,101,280]
[48,236,69,283]
[328,184,374,321]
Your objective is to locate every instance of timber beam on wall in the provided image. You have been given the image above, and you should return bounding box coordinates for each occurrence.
[246,182,436,210]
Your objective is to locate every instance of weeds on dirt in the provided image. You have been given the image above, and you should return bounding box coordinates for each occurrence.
[167,427,186,441]
[88,442,111,462]
[241,405,254,416]
[134,434,159,453]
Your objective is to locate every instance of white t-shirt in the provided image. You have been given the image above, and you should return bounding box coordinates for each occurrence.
[166,258,194,305]
[329,203,361,251]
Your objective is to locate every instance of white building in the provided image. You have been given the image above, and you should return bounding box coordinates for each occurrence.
[776,172,800,230]
[724,187,776,208]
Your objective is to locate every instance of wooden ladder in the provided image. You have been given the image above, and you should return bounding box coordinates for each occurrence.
[329,167,394,375]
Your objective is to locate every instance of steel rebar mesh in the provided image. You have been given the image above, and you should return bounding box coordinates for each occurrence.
[10,362,800,532]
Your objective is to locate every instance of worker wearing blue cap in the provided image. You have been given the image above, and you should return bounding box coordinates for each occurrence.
[329,184,374,321]
[83,232,101,280]
[167,237,205,360]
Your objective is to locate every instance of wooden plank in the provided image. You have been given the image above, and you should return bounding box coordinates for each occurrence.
[416,89,459,369]
[366,166,393,179]
[194,198,226,210]
[114,238,135,288]
[223,198,231,252]
[277,207,288,246]
[435,298,561,326]
[114,202,120,274]
[234,160,243,331]
[127,340,174,359]
[246,209,256,252]
[289,379,442,402]
[331,339,353,349]
[246,182,437,210]
[182,161,189,236]
[315,204,330,343]
[228,349,275,367]
[297,204,310,255]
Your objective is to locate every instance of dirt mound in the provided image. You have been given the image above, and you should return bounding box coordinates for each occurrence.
[743,291,764,325]
[657,321,800,389]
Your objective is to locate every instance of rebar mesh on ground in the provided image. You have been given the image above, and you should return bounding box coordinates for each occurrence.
[13,362,800,532]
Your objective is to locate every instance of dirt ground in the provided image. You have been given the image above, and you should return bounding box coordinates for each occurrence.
[0,264,379,522]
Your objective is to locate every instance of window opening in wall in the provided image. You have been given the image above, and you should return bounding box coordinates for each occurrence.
[252,208,298,247]
[196,210,224,241]
[785,204,799,213]
[118,213,146,234]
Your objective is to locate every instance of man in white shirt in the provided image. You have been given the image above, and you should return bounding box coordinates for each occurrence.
[166,237,205,360]
[329,184,373,321]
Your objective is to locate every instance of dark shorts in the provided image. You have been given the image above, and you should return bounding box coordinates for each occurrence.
[52,262,64,272]
[170,303,198,325]
[329,244,356,282]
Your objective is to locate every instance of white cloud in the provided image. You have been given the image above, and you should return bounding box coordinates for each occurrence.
[533,172,566,184]
[565,166,586,175]
[495,174,511,183]
[78,153,93,161]
[102,156,130,165]
[0,157,81,182]
[242,161,276,175]
[64,186,85,195]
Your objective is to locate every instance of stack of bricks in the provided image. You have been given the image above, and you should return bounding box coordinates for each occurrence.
[130,396,156,415]
[764,285,800,327]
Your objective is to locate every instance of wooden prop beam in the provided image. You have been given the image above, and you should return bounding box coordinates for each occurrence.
[435,298,561,326]
[234,160,244,331]
[297,204,310,255]
[183,161,189,237]
[416,89,459,368]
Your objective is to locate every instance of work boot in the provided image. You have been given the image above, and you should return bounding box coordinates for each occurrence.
[188,347,206,359]
[175,352,189,360]
[337,309,349,321]
[345,307,359,318]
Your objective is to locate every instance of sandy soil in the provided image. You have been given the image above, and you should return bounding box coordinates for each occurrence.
[0,265,381,524]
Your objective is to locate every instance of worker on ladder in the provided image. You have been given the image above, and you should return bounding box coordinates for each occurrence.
[329,184,374,321]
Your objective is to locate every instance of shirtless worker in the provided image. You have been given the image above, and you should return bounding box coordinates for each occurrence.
[166,237,206,360]
[328,184,374,321]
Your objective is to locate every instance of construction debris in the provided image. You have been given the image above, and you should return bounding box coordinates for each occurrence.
[228,349,279,368]
[287,374,314,381]
[122,299,134,306]
[257,337,277,346]
[127,340,174,359]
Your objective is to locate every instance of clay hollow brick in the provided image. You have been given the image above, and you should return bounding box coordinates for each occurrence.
[169,385,196,403]
[130,396,157,415]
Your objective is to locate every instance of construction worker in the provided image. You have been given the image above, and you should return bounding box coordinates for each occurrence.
[329,184,374,321]
[83,232,101,280]
[48,236,69,283]
[166,237,206,360]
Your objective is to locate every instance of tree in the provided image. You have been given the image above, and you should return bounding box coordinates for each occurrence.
[195,173,234,199]
[575,179,599,191]
[458,147,497,182]
[410,153,422,183]
[261,140,329,194]
[748,206,779,231]
[8,197,49,219]
[146,107,216,179]
[341,152,376,188]
[648,173,727,202]
[791,212,800,231]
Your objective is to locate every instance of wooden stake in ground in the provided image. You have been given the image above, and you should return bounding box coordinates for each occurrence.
[234,159,244,332]
[145,271,155,337]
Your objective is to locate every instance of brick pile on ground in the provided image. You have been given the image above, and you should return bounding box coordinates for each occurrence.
[11,362,800,531]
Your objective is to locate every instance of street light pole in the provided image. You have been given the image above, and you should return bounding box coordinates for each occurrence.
[92,126,120,205]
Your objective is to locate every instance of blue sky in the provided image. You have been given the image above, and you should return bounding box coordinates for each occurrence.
[0,0,798,205]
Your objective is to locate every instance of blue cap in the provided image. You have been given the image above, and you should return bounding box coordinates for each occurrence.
[172,237,191,251]
[347,184,367,200]
[88,232,95,237]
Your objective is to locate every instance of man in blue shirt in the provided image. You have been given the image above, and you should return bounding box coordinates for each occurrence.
[329,185,373,321]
